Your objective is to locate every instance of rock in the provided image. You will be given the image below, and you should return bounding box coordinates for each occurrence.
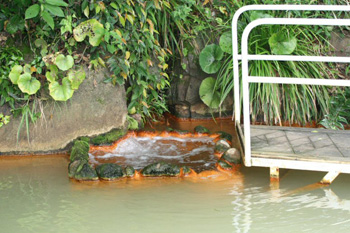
[217,159,233,169]
[182,166,191,175]
[216,131,232,142]
[216,139,231,148]
[141,162,181,177]
[124,166,135,177]
[221,148,241,165]
[194,125,210,134]
[96,163,125,180]
[190,94,233,118]
[74,163,98,181]
[68,159,84,178]
[215,139,231,154]
[0,66,127,154]
[171,102,191,118]
[173,129,191,136]
[68,160,98,181]
[70,140,90,162]
[330,31,350,56]
[90,129,126,145]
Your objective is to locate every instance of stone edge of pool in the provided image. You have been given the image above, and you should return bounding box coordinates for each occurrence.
[68,125,242,182]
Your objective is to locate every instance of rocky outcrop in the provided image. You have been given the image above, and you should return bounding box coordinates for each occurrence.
[68,127,240,182]
[169,55,234,118]
[0,67,127,154]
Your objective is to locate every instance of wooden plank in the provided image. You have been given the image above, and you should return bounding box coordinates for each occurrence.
[250,125,350,135]
[252,151,350,164]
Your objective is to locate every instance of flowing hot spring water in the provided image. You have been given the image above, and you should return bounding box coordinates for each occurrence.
[89,136,218,173]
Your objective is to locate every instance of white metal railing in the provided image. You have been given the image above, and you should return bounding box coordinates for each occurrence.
[232,5,350,125]
[231,5,350,167]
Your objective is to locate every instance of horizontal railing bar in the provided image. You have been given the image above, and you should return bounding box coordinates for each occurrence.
[245,55,350,63]
[248,76,350,86]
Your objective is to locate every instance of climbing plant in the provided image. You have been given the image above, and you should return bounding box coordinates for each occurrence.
[1,0,350,131]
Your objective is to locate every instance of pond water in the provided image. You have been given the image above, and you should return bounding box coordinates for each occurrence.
[1,119,350,232]
[1,155,350,233]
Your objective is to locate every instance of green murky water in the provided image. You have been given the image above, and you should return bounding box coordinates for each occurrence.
[1,155,350,233]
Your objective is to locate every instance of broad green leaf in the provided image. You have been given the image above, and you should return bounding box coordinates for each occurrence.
[25,4,40,19]
[95,5,101,14]
[126,14,134,25]
[42,11,55,29]
[23,64,32,74]
[60,15,72,34]
[250,12,273,22]
[219,31,232,54]
[49,77,74,101]
[73,19,105,46]
[55,54,74,71]
[46,71,56,82]
[118,14,125,27]
[46,64,58,82]
[269,32,297,55]
[9,65,23,84]
[67,66,86,90]
[18,73,41,95]
[127,116,138,130]
[83,6,89,18]
[44,4,65,17]
[45,0,68,7]
[199,44,224,74]
[110,2,118,10]
[199,77,220,108]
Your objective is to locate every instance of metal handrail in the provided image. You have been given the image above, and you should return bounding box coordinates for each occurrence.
[240,17,350,167]
[232,5,350,125]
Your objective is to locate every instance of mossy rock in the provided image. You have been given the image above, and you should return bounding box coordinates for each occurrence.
[217,159,233,169]
[141,162,181,177]
[174,129,190,135]
[68,159,84,178]
[182,166,191,175]
[221,148,241,165]
[216,131,232,142]
[124,166,135,177]
[194,125,210,134]
[215,139,231,154]
[90,129,126,145]
[69,160,98,181]
[96,163,125,180]
[70,140,90,162]
[78,136,91,143]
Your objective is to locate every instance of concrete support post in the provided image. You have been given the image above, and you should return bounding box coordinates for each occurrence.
[270,167,279,180]
[320,171,340,185]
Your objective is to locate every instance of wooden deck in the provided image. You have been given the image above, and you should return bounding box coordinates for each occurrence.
[237,125,350,180]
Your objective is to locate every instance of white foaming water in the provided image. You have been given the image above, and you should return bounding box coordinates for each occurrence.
[90,136,217,170]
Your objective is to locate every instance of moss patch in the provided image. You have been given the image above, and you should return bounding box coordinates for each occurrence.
[90,129,126,145]
[141,162,181,177]
[70,140,90,162]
